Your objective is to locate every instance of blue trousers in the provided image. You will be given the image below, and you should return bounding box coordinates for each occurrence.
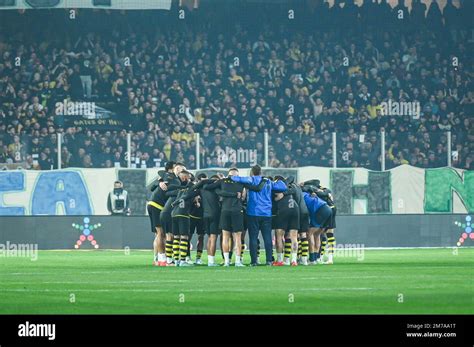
[247,215,273,264]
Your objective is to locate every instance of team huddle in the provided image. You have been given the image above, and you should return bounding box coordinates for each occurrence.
[147,162,336,267]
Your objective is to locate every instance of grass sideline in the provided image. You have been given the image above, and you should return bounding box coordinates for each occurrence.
[0,248,472,314]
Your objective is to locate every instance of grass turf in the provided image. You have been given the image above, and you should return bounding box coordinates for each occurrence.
[0,248,472,314]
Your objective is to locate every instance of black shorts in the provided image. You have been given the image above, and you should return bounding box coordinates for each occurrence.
[147,204,162,233]
[273,209,300,232]
[299,213,310,233]
[220,210,244,233]
[190,216,205,235]
[172,216,191,236]
[310,204,332,229]
[326,206,336,230]
[271,214,278,229]
[160,211,173,234]
[204,216,221,235]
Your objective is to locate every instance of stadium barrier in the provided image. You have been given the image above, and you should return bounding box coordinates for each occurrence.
[0,165,472,216]
[0,214,470,249]
[48,130,455,171]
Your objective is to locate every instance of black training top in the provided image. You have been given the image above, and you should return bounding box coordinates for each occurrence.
[162,175,185,215]
[276,193,299,213]
[171,182,200,218]
[205,177,244,213]
[285,183,309,216]
[192,179,221,218]
[316,188,335,207]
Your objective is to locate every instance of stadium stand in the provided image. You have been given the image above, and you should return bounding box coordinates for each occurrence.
[0,0,472,170]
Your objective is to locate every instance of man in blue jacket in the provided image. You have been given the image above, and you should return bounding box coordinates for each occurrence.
[230,165,287,266]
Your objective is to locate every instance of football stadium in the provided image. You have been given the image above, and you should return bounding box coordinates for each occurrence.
[0,0,472,344]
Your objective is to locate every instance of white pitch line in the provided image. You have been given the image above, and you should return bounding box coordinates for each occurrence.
[5,280,189,284]
[301,274,469,280]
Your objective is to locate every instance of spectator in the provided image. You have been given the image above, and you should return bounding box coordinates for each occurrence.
[0,1,471,171]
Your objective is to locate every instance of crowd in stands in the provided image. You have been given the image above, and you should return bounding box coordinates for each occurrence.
[0,0,472,170]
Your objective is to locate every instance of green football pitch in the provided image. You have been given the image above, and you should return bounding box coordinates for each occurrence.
[0,248,472,314]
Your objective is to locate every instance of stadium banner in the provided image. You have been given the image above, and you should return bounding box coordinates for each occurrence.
[0,0,172,10]
[0,165,472,216]
[53,99,131,130]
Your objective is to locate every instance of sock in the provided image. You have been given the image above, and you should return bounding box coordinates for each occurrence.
[327,232,335,256]
[301,238,309,258]
[236,255,242,264]
[320,235,327,256]
[291,252,297,263]
[277,253,283,262]
[187,239,191,257]
[180,239,189,261]
[315,252,320,260]
[173,238,180,261]
[165,240,173,259]
[208,255,215,264]
[224,252,230,264]
[241,243,245,257]
[196,250,202,260]
[158,253,166,262]
[284,238,291,259]
[297,239,302,258]
[229,251,233,262]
